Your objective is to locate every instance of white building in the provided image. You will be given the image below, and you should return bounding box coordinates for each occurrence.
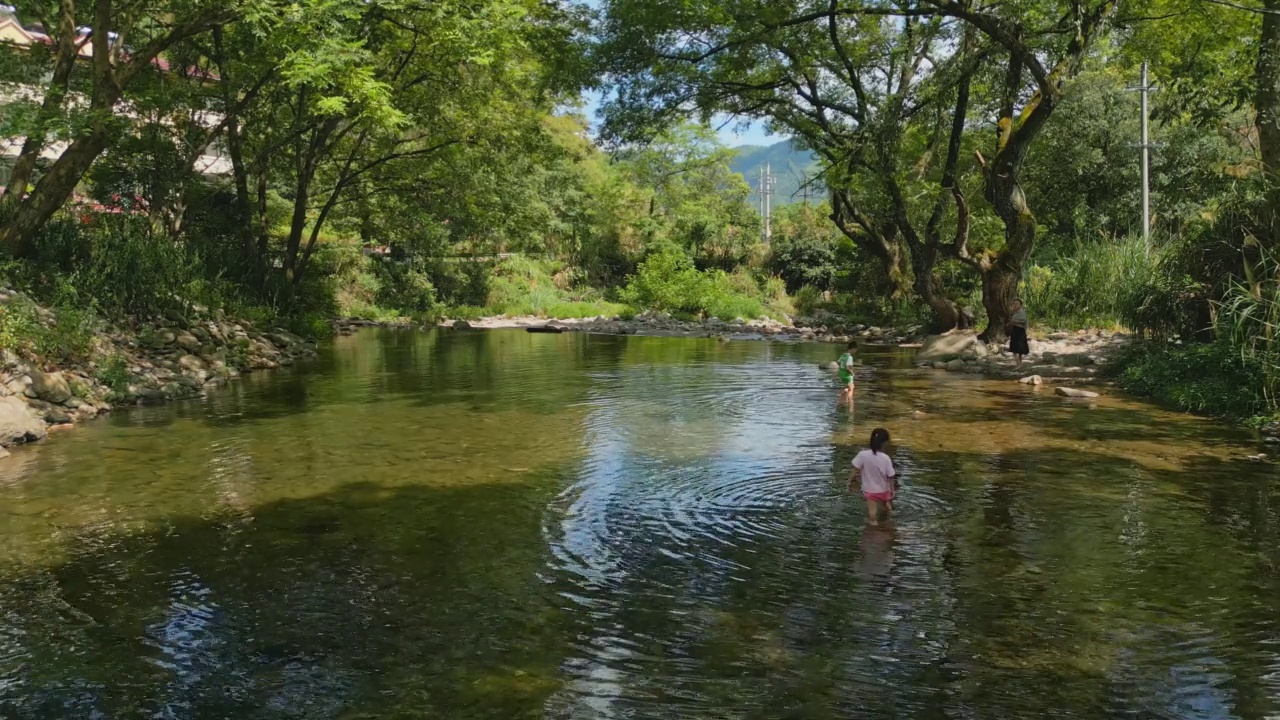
[0,4,232,189]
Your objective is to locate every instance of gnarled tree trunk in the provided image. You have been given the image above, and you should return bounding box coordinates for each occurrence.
[830,190,915,301]
[1258,0,1280,245]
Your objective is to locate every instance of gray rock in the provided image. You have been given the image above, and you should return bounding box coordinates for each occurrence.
[1264,436,1280,445]
[1040,352,1059,364]
[163,309,190,329]
[931,361,947,370]
[916,334,980,363]
[139,388,169,403]
[43,407,72,425]
[268,330,305,348]
[1055,387,1099,398]
[453,320,472,330]
[945,358,966,371]
[1058,353,1095,367]
[0,446,9,459]
[28,370,72,404]
[176,332,201,352]
[177,354,205,373]
[0,396,47,446]
[820,361,839,370]
[1018,375,1044,385]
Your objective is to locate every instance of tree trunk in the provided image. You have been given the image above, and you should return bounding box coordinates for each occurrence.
[830,190,915,300]
[0,131,112,257]
[4,0,78,201]
[914,246,970,332]
[979,171,1036,343]
[1258,0,1280,245]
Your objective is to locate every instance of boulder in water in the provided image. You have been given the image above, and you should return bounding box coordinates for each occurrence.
[1055,386,1099,398]
[916,334,979,363]
[945,358,966,371]
[453,320,473,330]
[1018,375,1043,385]
[820,361,839,370]
[0,396,46,446]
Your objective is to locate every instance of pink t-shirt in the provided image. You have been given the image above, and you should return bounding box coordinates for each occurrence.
[853,449,896,495]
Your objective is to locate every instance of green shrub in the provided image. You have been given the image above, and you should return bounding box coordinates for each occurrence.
[26,214,196,317]
[794,285,825,316]
[1022,235,1157,329]
[769,205,839,293]
[0,297,41,358]
[98,353,132,397]
[619,247,769,319]
[0,295,95,366]
[1111,341,1270,421]
[372,261,438,313]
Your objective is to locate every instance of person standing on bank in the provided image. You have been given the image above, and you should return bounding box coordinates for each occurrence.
[1008,298,1030,369]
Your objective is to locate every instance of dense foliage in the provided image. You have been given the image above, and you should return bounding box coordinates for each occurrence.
[3,0,1280,421]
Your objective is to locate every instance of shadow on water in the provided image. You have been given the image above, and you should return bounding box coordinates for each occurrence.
[1,331,1279,718]
[0,476,572,719]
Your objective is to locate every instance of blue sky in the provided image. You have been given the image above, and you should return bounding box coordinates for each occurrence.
[578,89,783,148]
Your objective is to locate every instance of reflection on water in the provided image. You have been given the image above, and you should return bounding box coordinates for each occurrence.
[0,328,1278,718]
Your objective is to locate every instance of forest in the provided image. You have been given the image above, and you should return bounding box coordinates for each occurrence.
[0,0,1278,422]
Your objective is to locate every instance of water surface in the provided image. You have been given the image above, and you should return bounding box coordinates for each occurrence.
[1,329,1278,718]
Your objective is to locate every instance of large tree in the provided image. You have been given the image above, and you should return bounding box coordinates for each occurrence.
[0,0,247,256]
[206,0,581,292]
[596,0,1118,337]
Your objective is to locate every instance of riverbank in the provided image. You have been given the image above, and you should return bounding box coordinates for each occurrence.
[424,313,1129,383]
[436,312,926,344]
[912,329,1132,384]
[0,286,317,455]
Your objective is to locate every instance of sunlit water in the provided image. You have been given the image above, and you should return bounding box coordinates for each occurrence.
[1,329,1279,718]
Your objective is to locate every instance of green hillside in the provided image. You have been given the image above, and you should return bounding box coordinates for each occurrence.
[730,140,822,207]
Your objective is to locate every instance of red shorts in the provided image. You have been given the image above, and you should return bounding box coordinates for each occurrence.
[863,491,894,502]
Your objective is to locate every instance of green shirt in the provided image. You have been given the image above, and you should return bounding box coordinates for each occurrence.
[838,352,855,372]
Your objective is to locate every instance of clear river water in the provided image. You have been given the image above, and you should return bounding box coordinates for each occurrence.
[1,328,1279,719]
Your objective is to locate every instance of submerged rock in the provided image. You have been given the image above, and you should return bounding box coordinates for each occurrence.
[1055,387,1099,399]
[453,320,472,330]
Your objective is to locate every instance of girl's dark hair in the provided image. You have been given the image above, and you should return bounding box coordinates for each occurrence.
[847,340,858,350]
[869,428,890,454]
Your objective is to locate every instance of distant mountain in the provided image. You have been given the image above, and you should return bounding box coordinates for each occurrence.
[730,139,822,208]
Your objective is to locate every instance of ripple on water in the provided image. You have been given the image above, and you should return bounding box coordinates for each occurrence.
[3,332,1280,718]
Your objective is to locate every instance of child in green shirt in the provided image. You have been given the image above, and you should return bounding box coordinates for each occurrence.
[837,340,858,397]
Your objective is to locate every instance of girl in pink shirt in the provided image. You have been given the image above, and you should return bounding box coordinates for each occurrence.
[850,428,897,526]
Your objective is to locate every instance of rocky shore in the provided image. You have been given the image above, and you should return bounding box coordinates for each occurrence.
[425,312,926,345]
[911,329,1132,385]
[0,287,317,457]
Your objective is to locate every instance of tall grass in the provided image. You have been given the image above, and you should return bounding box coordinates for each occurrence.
[1022,235,1156,329]
[1214,246,1280,409]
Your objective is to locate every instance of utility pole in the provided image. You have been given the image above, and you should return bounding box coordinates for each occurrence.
[1128,62,1159,254]
[764,162,772,244]
[756,164,774,244]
